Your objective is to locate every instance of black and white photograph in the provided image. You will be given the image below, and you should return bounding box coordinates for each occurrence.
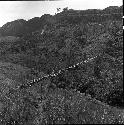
[0,0,123,124]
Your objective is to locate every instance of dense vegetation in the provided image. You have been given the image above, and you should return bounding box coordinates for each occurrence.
[0,5,123,124]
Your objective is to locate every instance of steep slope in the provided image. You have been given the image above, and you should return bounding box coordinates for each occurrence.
[0,5,123,124]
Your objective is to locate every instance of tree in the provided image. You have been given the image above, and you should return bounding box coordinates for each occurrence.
[57,8,61,12]
[63,7,68,12]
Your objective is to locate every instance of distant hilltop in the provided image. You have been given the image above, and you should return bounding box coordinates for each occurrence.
[0,5,123,37]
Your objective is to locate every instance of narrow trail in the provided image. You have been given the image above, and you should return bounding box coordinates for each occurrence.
[18,56,97,89]
[18,53,122,90]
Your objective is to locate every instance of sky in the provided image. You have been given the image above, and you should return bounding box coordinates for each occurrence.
[0,0,123,27]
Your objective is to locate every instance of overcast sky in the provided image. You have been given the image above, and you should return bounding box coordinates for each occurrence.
[0,0,122,27]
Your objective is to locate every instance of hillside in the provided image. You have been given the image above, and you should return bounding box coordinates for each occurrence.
[0,5,123,37]
[0,5,123,124]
